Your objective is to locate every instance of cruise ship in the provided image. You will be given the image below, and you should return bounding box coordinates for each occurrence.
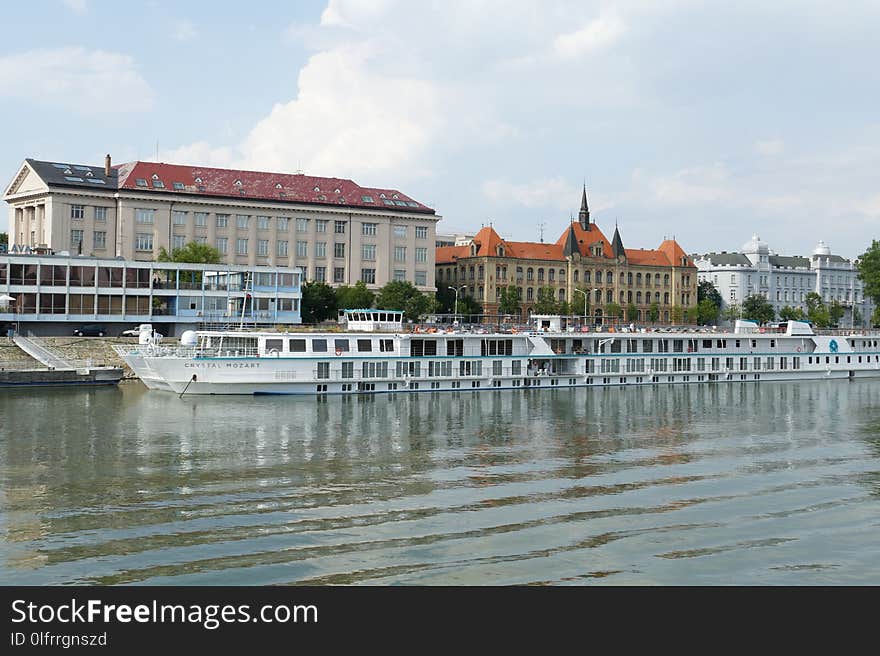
[116,310,880,396]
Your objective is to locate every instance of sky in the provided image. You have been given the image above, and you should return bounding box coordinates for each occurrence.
[2,0,879,259]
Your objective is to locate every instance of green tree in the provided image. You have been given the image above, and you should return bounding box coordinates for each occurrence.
[697,280,723,310]
[335,280,375,310]
[721,304,740,323]
[498,286,522,316]
[872,307,880,328]
[532,287,560,314]
[670,305,684,324]
[778,305,806,321]
[857,240,880,304]
[558,300,572,316]
[157,241,222,264]
[805,292,830,328]
[605,302,622,321]
[828,300,845,327]
[301,281,338,323]
[571,287,591,318]
[853,307,863,326]
[741,294,775,324]
[697,298,720,325]
[626,303,639,322]
[0,232,7,248]
[685,306,699,324]
[647,303,660,323]
[376,280,436,322]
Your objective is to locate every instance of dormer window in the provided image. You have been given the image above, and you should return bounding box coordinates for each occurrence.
[379,193,386,199]
[194,177,202,184]
[151,173,159,180]
[334,188,341,194]
[275,183,282,189]
[497,245,505,257]
[135,178,148,187]
[392,194,399,199]
[313,186,320,192]
[85,171,93,177]
[234,179,242,186]
[64,168,73,175]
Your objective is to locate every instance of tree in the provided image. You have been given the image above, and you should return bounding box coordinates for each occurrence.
[626,303,639,322]
[721,304,740,323]
[854,307,863,326]
[376,280,436,322]
[0,232,7,249]
[498,286,521,317]
[335,280,375,310]
[697,298,720,325]
[697,280,723,310]
[532,287,559,314]
[857,240,880,304]
[572,287,592,318]
[301,281,338,323]
[558,300,572,316]
[157,241,221,264]
[805,292,830,328]
[828,300,845,327]
[605,302,622,321]
[741,294,775,324]
[670,305,684,324]
[685,306,699,324]
[647,303,660,323]
[873,307,880,328]
[778,305,806,321]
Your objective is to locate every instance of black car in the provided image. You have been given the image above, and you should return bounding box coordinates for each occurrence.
[73,324,106,337]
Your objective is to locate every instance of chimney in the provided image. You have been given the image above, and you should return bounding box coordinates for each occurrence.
[104,154,111,177]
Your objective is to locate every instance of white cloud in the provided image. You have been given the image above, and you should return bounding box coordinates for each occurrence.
[61,0,87,13]
[0,48,153,114]
[755,139,784,156]
[553,12,627,59]
[641,163,733,205]
[160,141,236,168]
[173,20,197,42]
[482,177,580,211]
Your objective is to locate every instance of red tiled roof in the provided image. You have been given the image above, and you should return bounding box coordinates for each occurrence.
[505,241,565,261]
[625,248,670,266]
[554,222,612,257]
[114,161,434,213]
[659,239,693,267]
[436,245,470,264]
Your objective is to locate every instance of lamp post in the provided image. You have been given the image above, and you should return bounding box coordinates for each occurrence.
[449,285,466,323]
[573,288,587,325]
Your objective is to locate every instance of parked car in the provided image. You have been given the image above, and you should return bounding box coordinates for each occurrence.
[120,324,164,337]
[73,324,106,337]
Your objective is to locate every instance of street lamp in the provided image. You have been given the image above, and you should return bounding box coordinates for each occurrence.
[573,288,587,324]
[449,285,467,323]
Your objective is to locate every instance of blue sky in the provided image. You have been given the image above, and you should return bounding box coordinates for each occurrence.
[2,0,879,259]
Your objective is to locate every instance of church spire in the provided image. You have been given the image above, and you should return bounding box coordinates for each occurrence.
[578,184,590,230]
[611,224,625,259]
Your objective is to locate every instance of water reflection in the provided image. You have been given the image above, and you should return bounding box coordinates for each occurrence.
[1,379,880,585]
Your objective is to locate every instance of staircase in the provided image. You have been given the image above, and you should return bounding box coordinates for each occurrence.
[12,335,73,369]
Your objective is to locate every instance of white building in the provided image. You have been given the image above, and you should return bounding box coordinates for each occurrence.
[694,234,872,327]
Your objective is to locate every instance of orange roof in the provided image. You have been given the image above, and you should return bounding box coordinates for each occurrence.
[470,226,505,257]
[555,222,611,257]
[506,241,565,261]
[625,248,670,266]
[436,245,470,264]
[659,239,693,267]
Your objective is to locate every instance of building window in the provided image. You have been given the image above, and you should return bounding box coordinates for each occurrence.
[194,236,207,244]
[257,216,270,230]
[71,205,84,220]
[297,241,309,258]
[361,268,376,284]
[195,212,208,227]
[334,243,345,258]
[93,231,106,249]
[236,238,248,255]
[362,244,376,261]
[315,266,326,282]
[71,229,84,248]
[277,240,288,257]
[216,237,228,254]
[236,215,249,229]
[135,208,154,224]
[394,246,406,262]
[173,210,187,225]
[257,240,269,256]
[394,269,406,282]
[334,220,346,234]
[415,270,427,286]
[135,233,153,251]
[415,247,427,263]
[394,225,407,238]
[277,217,289,232]
[316,219,328,233]
[362,223,377,236]
[296,218,309,232]
[415,226,428,239]
[94,206,107,222]
[216,214,229,228]
[173,235,186,250]
[334,267,345,283]
[316,242,327,258]
[527,268,533,281]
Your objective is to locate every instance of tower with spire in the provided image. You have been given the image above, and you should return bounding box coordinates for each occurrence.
[578,184,590,230]
[610,223,626,262]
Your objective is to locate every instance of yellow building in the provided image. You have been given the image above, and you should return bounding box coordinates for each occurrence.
[435,188,697,323]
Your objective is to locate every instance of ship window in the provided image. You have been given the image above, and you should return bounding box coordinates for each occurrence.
[357,339,372,352]
[289,339,307,352]
[312,339,328,352]
[702,340,712,348]
[265,339,283,352]
[334,339,350,352]
[379,339,394,352]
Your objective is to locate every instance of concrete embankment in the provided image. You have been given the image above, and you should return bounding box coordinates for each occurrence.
[1,336,137,378]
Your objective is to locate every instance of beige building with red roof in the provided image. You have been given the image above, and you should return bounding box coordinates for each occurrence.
[4,156,439,293]
[436,188,697,322]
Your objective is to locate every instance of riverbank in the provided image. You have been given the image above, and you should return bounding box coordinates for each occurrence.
[0,336,136,377]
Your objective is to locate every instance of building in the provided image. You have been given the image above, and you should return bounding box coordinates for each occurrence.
[3,157,439,293]
[693,235,872,326]
[435,188,698,323]
[0,252,302,336]
[435,231,475,248]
